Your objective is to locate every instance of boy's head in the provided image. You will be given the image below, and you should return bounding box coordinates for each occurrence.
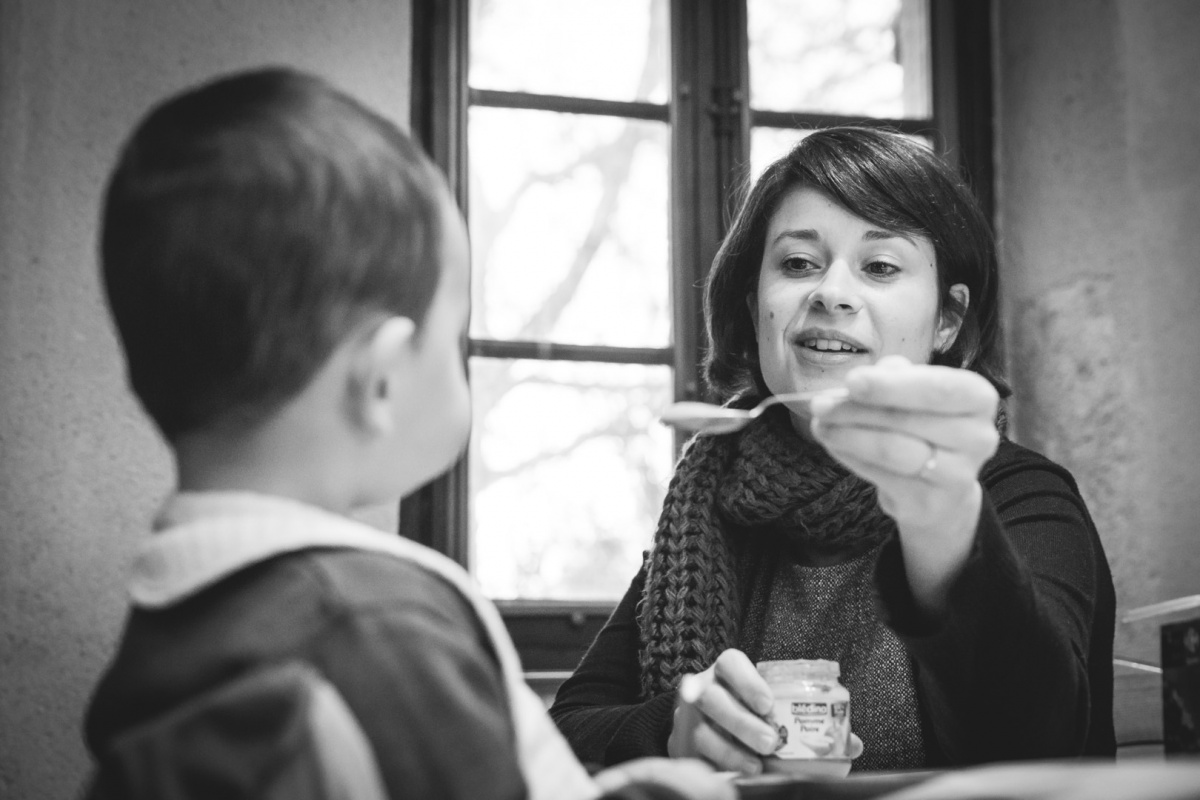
[101,67,471,502]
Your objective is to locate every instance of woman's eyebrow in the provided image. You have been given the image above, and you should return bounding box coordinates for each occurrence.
[771,228,917,246]
[771,228,821,246]
[863,228,915,245]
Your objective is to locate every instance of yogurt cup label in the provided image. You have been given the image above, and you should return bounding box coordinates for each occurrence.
[770,698,851,759]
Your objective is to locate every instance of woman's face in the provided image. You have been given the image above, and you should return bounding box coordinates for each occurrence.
[751,186,967,399]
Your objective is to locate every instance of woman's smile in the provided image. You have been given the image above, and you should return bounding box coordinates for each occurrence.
[792,327,870,365]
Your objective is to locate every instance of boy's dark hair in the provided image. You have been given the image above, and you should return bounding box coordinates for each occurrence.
[101,67,451,440]
[704,126,1009,402]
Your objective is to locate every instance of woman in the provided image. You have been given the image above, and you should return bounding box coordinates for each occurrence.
[550,127,1115,773]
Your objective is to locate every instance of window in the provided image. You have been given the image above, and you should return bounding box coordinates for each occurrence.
[408,0,992,678]
[466,1,673,602]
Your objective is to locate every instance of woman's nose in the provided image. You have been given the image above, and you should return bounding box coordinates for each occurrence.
[808,262,861,314]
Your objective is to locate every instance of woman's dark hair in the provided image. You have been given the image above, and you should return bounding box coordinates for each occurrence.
[704,126,1009,402]
[101,67,450,440]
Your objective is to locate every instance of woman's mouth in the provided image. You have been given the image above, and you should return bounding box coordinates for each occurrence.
[792,331,870,365]
[798,338,866,354]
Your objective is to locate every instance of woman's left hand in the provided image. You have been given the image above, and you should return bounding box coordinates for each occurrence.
[809,354,1000,612]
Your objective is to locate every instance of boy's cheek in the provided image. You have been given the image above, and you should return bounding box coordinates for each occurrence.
[450,387,471,449]
[440,369,473,457]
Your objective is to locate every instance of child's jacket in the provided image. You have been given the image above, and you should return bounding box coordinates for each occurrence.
[84,492,600,800]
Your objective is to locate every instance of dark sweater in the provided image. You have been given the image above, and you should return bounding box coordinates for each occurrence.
[85,549,527,800]
[549,439,1116,768]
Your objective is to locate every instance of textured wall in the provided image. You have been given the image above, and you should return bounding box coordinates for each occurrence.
[995,0,1200,663]
[0,2,410,797]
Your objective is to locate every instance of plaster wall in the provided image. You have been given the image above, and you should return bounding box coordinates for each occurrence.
[995,0,1200,662]
[0,2,411,797]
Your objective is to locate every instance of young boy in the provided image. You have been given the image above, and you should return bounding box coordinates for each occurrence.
[83,68,728,800]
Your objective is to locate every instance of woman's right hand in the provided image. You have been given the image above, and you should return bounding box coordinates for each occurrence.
[667,649,781,774]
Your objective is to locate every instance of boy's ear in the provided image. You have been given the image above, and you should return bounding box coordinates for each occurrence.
[348,316,417,436]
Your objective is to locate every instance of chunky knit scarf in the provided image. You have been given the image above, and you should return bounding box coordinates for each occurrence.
[636,404,897,699]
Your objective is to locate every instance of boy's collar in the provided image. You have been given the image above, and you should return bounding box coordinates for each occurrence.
[152,490,332,530]
[130,491,446,609]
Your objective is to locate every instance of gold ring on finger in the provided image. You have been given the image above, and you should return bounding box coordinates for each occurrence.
[916,443,939,481]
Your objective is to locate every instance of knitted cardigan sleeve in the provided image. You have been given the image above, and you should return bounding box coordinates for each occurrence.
[873,438,1116,763]
[549,567,677,766]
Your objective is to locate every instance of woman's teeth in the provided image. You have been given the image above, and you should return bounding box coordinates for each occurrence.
[801,338,862,353]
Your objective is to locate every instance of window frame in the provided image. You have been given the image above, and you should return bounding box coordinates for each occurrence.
[406,0,994,675]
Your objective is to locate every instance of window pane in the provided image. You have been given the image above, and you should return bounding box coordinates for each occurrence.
[750,126,933,183]
[748,0,931,118]
[468,107,670,348]
[750,127,814,183]
[469,358,672,600]
[469,0,669,104]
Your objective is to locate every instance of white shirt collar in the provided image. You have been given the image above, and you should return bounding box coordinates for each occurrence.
[131,492,439,608]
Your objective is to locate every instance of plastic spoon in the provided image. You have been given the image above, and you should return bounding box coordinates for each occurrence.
[660,387,850,434]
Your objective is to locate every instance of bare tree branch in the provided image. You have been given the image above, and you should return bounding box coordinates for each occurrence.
[472,406,646,487]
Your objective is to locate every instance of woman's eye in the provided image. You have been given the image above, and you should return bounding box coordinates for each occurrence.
[865,260,900,277]
[781,256,819,274]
